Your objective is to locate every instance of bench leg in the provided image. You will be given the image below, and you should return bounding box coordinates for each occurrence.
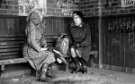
[1,65,5,71]
[66,63,69,72]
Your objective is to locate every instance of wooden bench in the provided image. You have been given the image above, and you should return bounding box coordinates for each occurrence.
[0,35,98,72]
[0,35,24,59]
[0,58,27,71]
[0,35,58,72]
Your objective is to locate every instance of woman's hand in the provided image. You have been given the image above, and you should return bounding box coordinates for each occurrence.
[40,47,48,51]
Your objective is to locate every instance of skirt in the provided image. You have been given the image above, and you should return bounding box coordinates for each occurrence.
[23,44,55,71]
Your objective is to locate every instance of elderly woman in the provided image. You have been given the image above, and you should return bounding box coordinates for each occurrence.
[66,11,91,73]
[23,9,55,81]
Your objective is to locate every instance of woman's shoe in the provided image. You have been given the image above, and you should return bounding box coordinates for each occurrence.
[69,57,81,73]
[80,65,87,73]
[39,71,47,81]
[39,63,51,82]
[46,70,56,79]
[47,67,55,78]
[39,70,53,82]
[77,57,87,66]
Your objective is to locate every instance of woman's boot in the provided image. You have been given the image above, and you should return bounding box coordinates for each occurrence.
[46,63,56,78]
[39,63,50,82]
[77,57,87,73]
[72,57,81,72]
[77,57,86,65]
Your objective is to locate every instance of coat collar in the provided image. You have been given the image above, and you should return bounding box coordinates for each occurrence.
[71,22,85,28]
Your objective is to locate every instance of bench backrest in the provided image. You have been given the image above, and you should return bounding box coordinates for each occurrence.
[0,35,58,60]
[0,35,25,60]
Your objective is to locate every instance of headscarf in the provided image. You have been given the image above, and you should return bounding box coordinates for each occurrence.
[25,8,44,37]
[26,8,43,23]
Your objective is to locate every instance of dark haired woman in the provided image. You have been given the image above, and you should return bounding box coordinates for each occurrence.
[66,11,92,73]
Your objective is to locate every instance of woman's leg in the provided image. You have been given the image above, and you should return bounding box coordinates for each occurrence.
[71,47,77,58]
[70,47,81,72]
[76,49,87,65]
[76,48,87,73]
[40,51,56,80]
[40,63,49,81]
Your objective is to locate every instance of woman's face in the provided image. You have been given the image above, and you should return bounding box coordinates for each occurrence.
[73,14,82,26]
[30,12,42,25]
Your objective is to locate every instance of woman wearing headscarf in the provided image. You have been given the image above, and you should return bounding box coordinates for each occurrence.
[23,8,55,81]
[66,11,91,73]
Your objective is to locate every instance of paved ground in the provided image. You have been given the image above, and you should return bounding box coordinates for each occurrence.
[0,68,135,84]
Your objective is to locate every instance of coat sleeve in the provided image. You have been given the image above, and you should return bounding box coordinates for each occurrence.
[80,24,92,50]
[27,24,41,52]
[65,24,74,45]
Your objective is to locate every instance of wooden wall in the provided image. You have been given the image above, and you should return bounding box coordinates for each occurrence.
[0,16,26,59]
[0,16,71,60]
[43,17,71,36]
[102,14,135,71]
[85,17,99,51]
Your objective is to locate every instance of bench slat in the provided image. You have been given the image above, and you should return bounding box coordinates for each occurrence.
[0,55,20,60]
[0,41,24,46]
[0,58,27,65]
[0,45,21,49]
[0,48,20,52]
[0,38,24,41]
[0,52,19,56]
[0,35,25,37]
